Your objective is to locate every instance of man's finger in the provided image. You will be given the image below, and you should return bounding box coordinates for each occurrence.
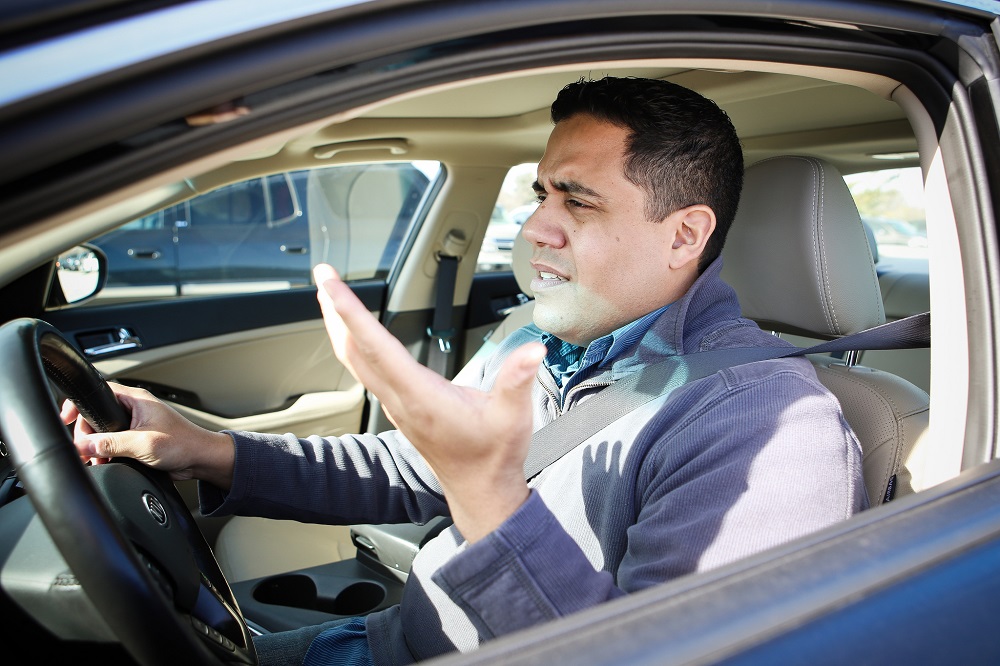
[59,400,79,424]
[313,264,438,407]
[491,342,546,406]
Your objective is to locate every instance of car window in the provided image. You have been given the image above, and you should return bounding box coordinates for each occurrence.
[844,166,927,271]
[84,161,442,304]
[476,163,538,273]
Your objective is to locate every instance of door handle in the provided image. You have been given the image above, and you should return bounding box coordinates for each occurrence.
[82,327,143,357]
[127,248,162,260]
[280,245,307,255]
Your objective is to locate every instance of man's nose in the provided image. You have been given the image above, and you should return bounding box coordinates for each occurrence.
[520,201,566,249]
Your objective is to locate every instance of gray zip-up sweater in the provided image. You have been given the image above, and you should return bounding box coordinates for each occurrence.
[200,258,867,663]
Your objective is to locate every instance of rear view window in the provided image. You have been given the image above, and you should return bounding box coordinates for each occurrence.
[844,166,927,271]
[85,162,442,304]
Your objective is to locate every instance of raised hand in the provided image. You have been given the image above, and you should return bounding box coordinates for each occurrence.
[314,263,545,543]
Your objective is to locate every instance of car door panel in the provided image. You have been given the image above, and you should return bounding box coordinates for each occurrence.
[91,321,365,433]
[44,283,382,550]
[46,280,383,346]
[45,283,384,435]
[461,270,527,368]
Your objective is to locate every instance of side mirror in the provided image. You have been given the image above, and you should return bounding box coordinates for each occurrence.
[52,244,108,306]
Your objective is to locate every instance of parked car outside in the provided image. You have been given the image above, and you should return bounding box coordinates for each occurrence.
[90,164,433,303]
[477,205,524,271]
[864,216,929,249]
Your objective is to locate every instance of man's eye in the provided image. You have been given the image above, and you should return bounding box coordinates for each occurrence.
[535,194,547,203]
[568,199,588,209]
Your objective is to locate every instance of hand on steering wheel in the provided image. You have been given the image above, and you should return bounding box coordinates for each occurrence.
[61,382,236,490]
[0,318,257,666]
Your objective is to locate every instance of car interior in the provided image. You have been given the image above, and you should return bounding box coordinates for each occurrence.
[1,4,993,661]
[172,65,941,582]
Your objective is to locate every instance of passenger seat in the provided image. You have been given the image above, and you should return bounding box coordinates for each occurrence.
[867,260,930,392]
[722,155,930,504]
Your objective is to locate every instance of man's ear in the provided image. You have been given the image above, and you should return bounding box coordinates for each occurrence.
[667,205,716,270]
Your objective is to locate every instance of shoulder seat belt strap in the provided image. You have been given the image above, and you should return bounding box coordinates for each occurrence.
[523,312,930,481]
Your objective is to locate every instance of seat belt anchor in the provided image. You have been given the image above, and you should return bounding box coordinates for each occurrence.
[427,327,456,354]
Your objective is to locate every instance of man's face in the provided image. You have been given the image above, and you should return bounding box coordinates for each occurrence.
[523,114,690,347]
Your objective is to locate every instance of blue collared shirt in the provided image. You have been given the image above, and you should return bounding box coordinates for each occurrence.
[541,304,670,400]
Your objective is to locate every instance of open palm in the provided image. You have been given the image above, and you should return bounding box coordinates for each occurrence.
[314,264,545,543]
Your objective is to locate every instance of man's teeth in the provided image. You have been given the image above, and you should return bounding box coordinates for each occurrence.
[539,272,567,281]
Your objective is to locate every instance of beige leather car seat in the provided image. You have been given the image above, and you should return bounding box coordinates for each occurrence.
[721,155,929,505]
[866,269,931,392]
[454,228,536,383]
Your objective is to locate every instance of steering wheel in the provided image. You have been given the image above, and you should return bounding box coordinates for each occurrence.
[0,318,257,666]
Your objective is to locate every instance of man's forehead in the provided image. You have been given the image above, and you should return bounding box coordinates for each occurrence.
[536,117,630,193]
[542,115,627,161]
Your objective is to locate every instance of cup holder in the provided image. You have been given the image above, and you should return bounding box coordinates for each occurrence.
[253,574,386,616]
[333,581,387,615]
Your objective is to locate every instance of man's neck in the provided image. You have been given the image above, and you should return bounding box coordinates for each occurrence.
[542,303,671,394]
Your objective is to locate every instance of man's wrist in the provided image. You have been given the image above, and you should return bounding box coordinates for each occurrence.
[192,430,236,491]
[449,480,530,544]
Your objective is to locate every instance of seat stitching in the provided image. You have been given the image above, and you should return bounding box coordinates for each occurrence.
[814,160,839,334]
[815,367,907,499]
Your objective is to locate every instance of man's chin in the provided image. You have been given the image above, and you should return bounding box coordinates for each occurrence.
[532,308,571,339]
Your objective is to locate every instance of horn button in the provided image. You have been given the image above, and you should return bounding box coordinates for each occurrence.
[89,461,201,611]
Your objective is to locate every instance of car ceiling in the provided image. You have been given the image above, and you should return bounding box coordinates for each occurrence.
[190,61,913,198]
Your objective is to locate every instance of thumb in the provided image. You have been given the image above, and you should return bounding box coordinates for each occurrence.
[76,431,125,460]
[313,262,337,288]
[492,342,546,403]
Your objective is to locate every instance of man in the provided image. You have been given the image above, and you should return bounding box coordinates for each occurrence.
[67,77,867,664]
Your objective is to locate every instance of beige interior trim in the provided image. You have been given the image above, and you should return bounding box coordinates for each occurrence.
[96,318,363,423]
[214,518,356,583]
[172,386,365,438]
[351,58,901,118]
[94,319,330,375]
[387,166,511,313]
[893,85,967,491]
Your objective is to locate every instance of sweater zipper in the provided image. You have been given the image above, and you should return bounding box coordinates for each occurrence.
[539,378,563,417]
[562,378,615,412]
[538,372,615,416]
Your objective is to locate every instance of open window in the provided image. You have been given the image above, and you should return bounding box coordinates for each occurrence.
[82,162,442,304]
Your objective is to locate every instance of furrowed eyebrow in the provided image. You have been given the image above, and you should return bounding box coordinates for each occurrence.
[532,179,603,199]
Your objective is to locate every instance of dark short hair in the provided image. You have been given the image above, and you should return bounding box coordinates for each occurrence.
[550,77,743,270]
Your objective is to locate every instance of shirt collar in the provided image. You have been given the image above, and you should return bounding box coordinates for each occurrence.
[541,304,671,391]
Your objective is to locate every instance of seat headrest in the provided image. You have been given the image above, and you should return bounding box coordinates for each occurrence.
[721,155,885,337]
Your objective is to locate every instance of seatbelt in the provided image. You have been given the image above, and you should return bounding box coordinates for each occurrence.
[427,230,470,377]
[523,311,930,481]
[427,254,458,357]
